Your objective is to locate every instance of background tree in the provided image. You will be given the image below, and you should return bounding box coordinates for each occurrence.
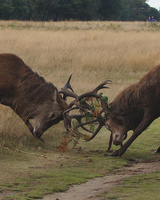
[34,0,59,20]
[99,0,123,20]
[0,0,13,19]
[12,0,30,20]
[55,0,101,21]
[0,0,159,21]
[120,0,160,21]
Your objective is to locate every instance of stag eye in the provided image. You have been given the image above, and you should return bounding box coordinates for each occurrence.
[106,123,111,130]
[51,114,56,119]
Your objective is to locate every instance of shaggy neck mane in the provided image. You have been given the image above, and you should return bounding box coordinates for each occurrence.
[14,66,56,112]
[110,83,144,130]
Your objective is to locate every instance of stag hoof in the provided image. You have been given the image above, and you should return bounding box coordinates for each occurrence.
[108,153,116,156]
[106,149,112,153]
[107,151,120,157]
[36,136,45,143]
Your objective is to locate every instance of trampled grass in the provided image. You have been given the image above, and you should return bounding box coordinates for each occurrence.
[0,21,160,199]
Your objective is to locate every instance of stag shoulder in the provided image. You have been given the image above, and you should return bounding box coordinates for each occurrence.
[112,65,160,112]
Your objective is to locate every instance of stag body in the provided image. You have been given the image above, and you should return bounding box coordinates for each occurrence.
[0,53,68,138]
[105,65,160,156]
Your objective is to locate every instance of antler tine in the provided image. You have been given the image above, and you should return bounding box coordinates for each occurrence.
[64,74,74,92]
[76,118,98,129]
[69,114,93,133]
[63,99,95,115]
[93,79,112,93]
[86,123,104,141]
[63,105,79,115]
[69,114,84,121]
[76,109,107,141]
[60,74,78,99]
[77,79,112,101]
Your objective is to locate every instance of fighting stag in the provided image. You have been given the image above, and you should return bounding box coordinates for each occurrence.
[64,65,160,157]
[0,53,69,140]
[0,53,111,143]
[97,65,160,156]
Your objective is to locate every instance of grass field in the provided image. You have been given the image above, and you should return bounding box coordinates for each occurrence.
[0,20,160,199]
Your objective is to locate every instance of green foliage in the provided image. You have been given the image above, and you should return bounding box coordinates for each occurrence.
[99,0,123,20]
[0,0,13,19]
[0,0,159,21]
[12,0,30,19]
[121,0,160,21]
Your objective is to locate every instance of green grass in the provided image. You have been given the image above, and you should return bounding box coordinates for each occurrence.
[0,145,127,199]
[106,171,160,200]
[0,21,160,32]
[0,119,160,199]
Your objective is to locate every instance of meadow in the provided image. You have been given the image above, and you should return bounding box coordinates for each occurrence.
[0,20,160,199]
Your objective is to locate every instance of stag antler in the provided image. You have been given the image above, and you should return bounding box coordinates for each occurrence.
[60,76,112,145]
[60,74,77,100]
[62,79,111,113]
[77,79,111,101]
[74,99,108,140]
[73,98,116,152]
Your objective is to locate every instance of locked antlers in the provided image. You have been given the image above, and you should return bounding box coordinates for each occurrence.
[60,75,111,141]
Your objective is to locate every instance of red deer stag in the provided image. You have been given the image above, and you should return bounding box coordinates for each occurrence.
[104,65,160,156]
[71,65,160,156]
[0,53,111,141]
[0,53,69,140]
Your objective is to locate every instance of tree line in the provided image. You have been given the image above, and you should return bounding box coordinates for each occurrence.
[0,0,159,21]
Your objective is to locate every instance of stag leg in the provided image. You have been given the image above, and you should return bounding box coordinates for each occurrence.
[155,146,160,153]
[24,119,34,136]
[107,133,113,152]
[109,111,154,156]
[20,116,36,137]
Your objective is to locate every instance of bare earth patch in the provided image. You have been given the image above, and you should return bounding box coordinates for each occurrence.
[42,156,160,200]
[0,156,159,200]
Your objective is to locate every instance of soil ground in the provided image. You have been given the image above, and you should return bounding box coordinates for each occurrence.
[42,156,160,200]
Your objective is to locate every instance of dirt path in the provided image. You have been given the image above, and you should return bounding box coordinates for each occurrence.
[42,157,160,200]
[0,157,159,200]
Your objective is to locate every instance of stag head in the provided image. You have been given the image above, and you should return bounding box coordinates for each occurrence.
[33,87,68,138]
[101,100,128,147]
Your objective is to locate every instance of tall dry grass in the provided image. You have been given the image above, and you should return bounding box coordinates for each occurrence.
[0,21,160,146]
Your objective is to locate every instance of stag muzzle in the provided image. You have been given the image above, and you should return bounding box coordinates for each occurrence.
[33,115,64,138]
[113,139,122,146]
[112,132,126,146]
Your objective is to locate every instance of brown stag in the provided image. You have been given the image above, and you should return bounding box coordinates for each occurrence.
[71,65,160,156]
[0,53,111,141]
[104,65,160,156]
[0,53,69,140]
